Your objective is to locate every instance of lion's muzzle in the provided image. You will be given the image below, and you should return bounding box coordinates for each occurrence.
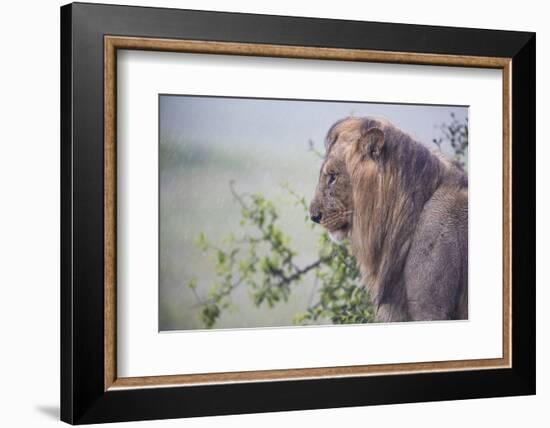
[309,201,322,224]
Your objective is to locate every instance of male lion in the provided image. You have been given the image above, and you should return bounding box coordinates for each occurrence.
[309,117,468,322]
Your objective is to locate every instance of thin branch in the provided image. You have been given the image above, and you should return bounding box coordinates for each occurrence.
[229,179,249,210]
[308,139,324,159]
[269,257,328,287]
[189,283,204,307]
[191,274,247,309]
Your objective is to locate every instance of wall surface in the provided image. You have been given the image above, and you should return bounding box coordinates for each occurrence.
[0,0,545,427]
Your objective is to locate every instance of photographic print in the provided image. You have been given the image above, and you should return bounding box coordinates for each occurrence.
[159,95,468,331]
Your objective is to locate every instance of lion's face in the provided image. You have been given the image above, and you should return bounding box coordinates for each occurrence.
[309,143,354,243]
[309,118,387,243]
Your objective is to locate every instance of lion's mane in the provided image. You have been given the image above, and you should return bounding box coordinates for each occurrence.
[325,117,468,321]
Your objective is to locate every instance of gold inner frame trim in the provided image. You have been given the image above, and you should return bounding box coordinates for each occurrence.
[104,35,512,391]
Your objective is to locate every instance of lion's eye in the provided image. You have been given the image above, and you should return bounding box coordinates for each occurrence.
[327,173,337,185]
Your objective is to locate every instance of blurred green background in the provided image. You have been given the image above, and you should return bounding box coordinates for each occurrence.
[159,95,468,331]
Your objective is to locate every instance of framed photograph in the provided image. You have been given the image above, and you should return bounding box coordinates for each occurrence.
[60,2,535,424]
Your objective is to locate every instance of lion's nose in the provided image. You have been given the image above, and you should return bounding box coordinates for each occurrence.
[310,212,322,224]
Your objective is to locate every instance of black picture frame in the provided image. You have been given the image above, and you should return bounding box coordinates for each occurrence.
[61,2,535,424]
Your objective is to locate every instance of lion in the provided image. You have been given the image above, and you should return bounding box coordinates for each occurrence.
[309,116,468,322]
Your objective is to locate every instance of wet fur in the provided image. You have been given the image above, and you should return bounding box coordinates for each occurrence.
[310,117,468,322]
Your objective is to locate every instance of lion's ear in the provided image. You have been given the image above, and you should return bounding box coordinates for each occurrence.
[358,127,385,160]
